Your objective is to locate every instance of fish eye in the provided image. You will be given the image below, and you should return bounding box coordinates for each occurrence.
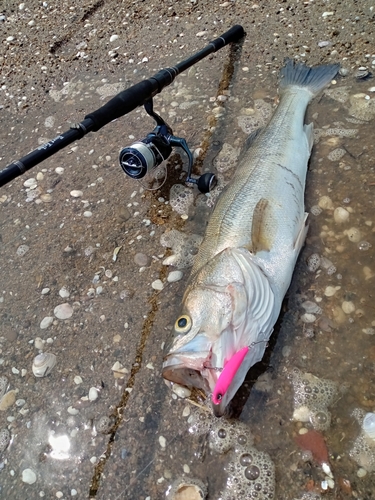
[174,315,192,333]
[217,393,222,401]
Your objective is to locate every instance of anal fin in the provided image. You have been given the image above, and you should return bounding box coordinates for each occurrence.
[251,198,273,253]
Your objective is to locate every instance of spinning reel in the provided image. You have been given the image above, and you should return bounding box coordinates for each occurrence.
[119,99,217,194]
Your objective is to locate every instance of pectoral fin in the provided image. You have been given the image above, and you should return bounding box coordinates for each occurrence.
[294,212,309,253]
[251,198,273,253]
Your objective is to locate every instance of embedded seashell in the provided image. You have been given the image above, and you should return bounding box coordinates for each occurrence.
[362,412,375,440]
[32,353,56,377]
[345,227,361,243]
[301,301,322,314]
[168,477,207,500]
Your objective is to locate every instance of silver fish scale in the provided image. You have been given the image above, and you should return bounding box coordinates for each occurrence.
[192,88,312,298]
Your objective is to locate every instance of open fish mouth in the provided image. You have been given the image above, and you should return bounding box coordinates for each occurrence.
[162,347,223,396]
[162,365,209,392]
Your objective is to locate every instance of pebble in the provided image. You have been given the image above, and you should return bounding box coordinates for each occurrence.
[134,253,151,267]
[24,178,37,188]
[342,301,355,314]
[172,384,191,398]
[324,286,340,297]
[41,288,50,295]
[21,468,37,485]
[196,31,207,37]
[70,190,83,198]
[83,211,92,218]
[109,34,119,42]
[16,244,29,256]
[67,406,79,415]
[334,207,350,223]
[34,337,44,349]
[89,387,99,401]
[74,376,83,384]
[55,167,64,174]
[151,279,164,291]
[318,196,334,210]
[159,436,166,448]
[54,303,73,320]
[0,391,16,411]
[59,287,70,298]
[40,316,53,329]
[167,270,183,283]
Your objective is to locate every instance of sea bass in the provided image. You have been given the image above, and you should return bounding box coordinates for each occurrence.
[162,60,339,417]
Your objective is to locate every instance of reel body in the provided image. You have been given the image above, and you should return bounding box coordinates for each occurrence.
[119,99,216,194]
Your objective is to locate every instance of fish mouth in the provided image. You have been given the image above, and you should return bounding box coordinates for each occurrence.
[162,353,215,393]
[162,363,210,392]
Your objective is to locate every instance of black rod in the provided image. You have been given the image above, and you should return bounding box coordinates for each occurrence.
[0,25,245,188]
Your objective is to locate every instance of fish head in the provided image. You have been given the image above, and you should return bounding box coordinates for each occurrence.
[162,280,251,415]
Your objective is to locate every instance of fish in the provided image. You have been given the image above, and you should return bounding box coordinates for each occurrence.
[162,59,339,417]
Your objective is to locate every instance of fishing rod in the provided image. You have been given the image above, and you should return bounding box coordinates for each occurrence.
[0,25,245,192]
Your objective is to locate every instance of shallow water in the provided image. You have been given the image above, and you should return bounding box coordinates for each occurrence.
[1,46,375,500]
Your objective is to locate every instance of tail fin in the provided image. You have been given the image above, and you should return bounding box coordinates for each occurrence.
[279,59,339,97]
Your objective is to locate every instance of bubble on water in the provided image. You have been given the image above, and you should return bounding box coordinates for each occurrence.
[314,127,358,145]
[96,82,126,99]
[310,205,322,216]
[320,256,336,275]
[169,184,194,215]
[213,143,240,173]
[209,419,254,454]
[348,93,375,121]
[237,99,272,134]
[288,368,337,431]
[307,253,321,272]
[161,229,203,269]
[358,241,372,251]
[350,432,375,471]
[222,444,275,500]
[96,415,115,434]
[188,410,274,499]
[293,493,322,500]
[327,148,346,161]
[309,410,331,431]
[0,428,10,454]
[325,86,350,103]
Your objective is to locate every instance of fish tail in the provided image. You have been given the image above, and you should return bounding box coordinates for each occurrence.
[279,59,339,97]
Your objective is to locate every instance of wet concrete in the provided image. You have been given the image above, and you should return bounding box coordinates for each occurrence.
[1,1,375,499]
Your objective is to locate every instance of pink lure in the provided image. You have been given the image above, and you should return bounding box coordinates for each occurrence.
[212,346,250,405]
